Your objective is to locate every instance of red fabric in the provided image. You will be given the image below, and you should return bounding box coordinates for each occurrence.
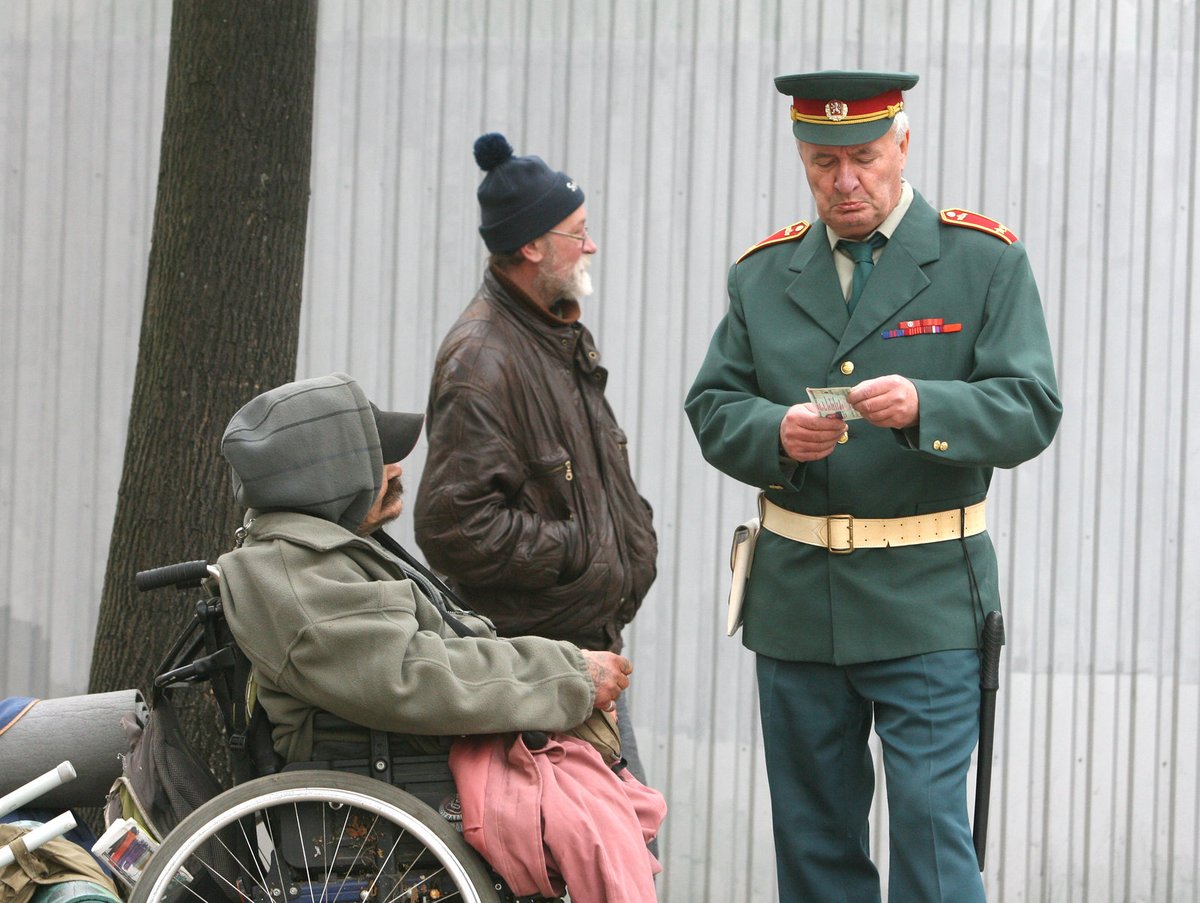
[449,732,665,902]
[790,89,905,120]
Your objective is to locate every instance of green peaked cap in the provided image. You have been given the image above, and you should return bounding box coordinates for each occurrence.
[774,70,919,145]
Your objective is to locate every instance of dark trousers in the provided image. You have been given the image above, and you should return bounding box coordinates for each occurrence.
[757,650,986,903]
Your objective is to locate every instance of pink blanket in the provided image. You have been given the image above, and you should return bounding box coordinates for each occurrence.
[449,732,666,902]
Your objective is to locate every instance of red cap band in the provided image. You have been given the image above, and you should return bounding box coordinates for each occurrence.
[791,89,905,126]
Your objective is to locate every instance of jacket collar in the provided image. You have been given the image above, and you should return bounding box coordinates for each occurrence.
[488,265,581,326]
[245,509,386,556]
[784,189,940,356]
[243,511,420,588]
[482,267,601,372]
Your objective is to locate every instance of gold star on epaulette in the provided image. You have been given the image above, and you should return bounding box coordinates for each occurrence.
[939,208,1017,244]
[736,220,811,263]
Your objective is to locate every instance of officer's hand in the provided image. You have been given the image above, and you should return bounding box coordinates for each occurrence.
[581,650,632,712]
[779,402,848,461]
[847,375,919,429]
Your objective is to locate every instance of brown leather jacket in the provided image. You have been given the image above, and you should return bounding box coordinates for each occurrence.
[414,267,657,652]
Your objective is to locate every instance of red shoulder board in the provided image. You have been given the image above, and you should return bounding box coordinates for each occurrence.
[939,208,1017,244]
[736,220,811,263]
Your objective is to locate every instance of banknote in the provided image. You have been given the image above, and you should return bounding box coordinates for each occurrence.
[806,386,862,420]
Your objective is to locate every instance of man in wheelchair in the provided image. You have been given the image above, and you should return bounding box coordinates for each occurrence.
[210,371,663,902]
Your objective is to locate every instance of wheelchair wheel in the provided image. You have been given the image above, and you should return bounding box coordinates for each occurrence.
[130,770,502,903]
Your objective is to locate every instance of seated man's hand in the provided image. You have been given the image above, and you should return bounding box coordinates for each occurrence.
[581,650,632,712]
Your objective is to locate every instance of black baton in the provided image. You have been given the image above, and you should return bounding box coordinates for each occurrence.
[973,610,1005,870]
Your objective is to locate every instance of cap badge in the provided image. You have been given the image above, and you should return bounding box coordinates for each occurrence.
[824,101,849,121]
[566,180,578,192]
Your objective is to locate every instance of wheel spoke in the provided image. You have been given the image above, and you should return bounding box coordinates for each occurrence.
[317,802,355,903]
[131,773,495,903]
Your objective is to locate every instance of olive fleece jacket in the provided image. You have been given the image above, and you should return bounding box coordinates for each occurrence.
[219,514,596,763]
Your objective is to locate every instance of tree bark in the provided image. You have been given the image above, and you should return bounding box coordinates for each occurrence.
[89,0,317,778]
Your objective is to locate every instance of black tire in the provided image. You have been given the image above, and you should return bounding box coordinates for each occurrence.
[129,770,502,903]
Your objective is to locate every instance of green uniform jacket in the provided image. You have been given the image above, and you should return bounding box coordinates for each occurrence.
[685,191,1062,664]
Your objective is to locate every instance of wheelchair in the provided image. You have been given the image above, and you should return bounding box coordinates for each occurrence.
[127,559,550,903]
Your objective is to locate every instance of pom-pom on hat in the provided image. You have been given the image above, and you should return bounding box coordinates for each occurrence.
[774,70,919,146]
[474,132,584,253]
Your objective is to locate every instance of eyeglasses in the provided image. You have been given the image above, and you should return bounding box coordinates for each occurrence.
[545,225,591,247]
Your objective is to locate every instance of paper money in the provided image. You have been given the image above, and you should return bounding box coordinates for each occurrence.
[806,386,862,420]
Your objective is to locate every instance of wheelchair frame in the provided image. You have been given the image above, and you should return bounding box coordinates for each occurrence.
[126,560,541,903]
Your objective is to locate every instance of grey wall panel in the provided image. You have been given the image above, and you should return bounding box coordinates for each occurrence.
[0,0,169,698]
[3,1,1199,899]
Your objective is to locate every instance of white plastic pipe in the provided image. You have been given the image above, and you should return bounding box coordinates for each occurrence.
[0,761,76,820]
[0,811,78,868]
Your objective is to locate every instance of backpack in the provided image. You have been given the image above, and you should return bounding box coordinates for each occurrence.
[103,691,225,843]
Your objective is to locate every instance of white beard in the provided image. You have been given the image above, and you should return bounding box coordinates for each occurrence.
[571,258,594,298]
[537,253,594,301]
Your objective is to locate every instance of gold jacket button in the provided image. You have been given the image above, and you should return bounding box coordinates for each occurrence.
[933,440,949,452]
[840,361,854,375]
[837,431,849,444]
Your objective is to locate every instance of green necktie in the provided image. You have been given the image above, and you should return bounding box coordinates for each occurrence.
[837,232,888,315]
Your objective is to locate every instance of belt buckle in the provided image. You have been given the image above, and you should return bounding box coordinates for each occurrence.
[826,514,854,554]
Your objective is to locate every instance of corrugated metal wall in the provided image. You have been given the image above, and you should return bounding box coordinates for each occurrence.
[2,2,1197,900]
[1,0,169,697]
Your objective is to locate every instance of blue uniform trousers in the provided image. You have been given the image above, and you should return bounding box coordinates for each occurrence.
[757,650,986,903]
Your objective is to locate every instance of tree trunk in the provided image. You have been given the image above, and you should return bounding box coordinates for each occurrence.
[89,0,317,780]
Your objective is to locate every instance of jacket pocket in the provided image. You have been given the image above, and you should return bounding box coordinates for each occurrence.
[518,447,578,521]
[612,427,638,476]
[529,561,618,644]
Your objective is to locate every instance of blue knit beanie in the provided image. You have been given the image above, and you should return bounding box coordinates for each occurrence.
[474,133,584,253]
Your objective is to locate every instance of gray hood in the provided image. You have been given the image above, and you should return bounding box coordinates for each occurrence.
[222,373,383,532]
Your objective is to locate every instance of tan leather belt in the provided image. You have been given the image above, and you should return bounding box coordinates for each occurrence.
[760,495,986,554]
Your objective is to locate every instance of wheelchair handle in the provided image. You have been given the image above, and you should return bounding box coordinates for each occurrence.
[136,560,215,592]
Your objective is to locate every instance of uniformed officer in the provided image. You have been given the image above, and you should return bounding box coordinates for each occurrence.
[685,71,1062,902]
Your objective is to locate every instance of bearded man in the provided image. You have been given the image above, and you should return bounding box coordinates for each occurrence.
[414,133,658,794]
